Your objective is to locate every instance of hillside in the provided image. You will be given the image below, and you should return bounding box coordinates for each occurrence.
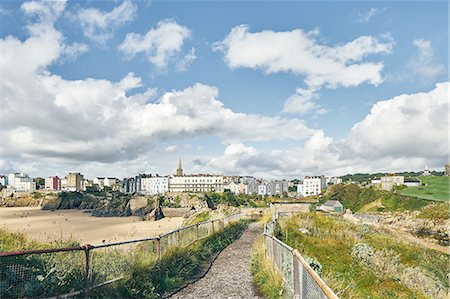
[325,184,430,213]
[399,176,449,202]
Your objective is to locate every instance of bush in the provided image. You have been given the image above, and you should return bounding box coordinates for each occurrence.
[351,243,374,265]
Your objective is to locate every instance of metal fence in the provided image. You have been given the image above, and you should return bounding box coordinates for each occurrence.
[263,222,338,299]
[0,213,242,298]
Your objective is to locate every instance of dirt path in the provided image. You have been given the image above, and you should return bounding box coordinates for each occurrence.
[171,222,263,299]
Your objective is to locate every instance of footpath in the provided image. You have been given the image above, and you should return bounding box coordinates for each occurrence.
[170,222,263,299]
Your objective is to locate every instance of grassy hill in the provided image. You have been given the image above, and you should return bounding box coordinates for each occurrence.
[325,184,430,213]
[399,176,449,202]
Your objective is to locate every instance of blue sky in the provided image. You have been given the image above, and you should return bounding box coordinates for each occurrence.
[0,0,448,178]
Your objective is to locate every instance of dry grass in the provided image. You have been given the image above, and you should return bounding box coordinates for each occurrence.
[250,236,284,299]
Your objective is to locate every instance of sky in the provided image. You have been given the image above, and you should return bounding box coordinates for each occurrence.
[0,0,448,179]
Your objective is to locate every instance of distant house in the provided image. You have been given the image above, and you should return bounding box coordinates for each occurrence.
[317,200,344,213]
[404,177,421,187]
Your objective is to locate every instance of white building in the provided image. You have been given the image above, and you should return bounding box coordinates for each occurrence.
[258,184,267,196]
[7,173,36,193]
[297,183,304,197]
[303,176,326,196]
[326,177,343,186]
[224,181,240,194]
[169,175,224,193]
[141,176,169,195]
[380,176,404,191]
[93,177,120,189]
[44,176,61,191]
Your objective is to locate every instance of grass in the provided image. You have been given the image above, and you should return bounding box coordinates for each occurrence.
[251,236,284,299]
[1,221,248,299]
[186,211,211,225]
[417,202,450,221]
[399,176,450,202]
[277,213,448,299]
[101,220,249,298]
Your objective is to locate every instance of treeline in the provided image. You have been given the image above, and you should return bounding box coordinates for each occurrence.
[323,184,430,212]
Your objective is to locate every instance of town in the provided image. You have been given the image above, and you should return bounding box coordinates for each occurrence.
[2,159,449,199]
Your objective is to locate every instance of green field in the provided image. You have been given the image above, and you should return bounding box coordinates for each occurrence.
[400,176,449,202]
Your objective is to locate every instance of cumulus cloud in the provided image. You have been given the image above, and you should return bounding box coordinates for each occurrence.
[70,0,137,43]
[214,25,393,89]
[0,10,317,171]
[204,83,449,177]
[119,19,194,71]
[215,25,394,116]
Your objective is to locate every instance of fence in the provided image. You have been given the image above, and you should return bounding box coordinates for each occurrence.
[0,213,242,299]
[263,222,338,299]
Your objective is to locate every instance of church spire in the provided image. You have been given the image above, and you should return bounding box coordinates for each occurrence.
[177,157,183,176]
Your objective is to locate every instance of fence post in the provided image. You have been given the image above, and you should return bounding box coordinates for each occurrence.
[271,236,276,260]
[212,220,215,234]
[156,237,161,260]
[82,244,92,299]
[292,250,301,299]
[195,223,199,241]
[177,229,181,245]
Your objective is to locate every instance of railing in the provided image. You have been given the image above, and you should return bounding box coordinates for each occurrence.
[0,213,242,299]
[263,222,338,299]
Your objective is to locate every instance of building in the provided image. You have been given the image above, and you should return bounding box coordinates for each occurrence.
[297,182,304,197]
[224,181,240,194]
[44,176,60,191]
[422,165,431,176]
[141,176,169,195]
[0,175,6,187]
[404,177,421,187]
[326,176,343,186]
[176,158,183,176]
[7,173,36,193]
[257,183,267,196]
[303,176,326,196]
[266,180,289,196]
[318,200,344,213]
[169,159,224,193]
[445,163,450,176]
[66,173,84,192]
[380,176,404,191]
[169,175,224,193]
[93,177,120,189]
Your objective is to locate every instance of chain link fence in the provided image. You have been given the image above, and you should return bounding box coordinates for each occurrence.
[1,213,242,298]
[264,222,338,299]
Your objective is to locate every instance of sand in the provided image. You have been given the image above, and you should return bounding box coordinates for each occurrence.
[0,207,184,245]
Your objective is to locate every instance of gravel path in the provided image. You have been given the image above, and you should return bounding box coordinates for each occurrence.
[171,222,264,299]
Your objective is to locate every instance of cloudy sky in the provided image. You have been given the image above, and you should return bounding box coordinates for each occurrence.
[0,0,448,179]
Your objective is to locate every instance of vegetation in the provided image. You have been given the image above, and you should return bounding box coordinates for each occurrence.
[251,237,284,299]
[1,221,248,299]
[417,202,450,221]
[205,192,269,208]
[100,221,249,298]
[277,213,449,298]
[399,176,449,202]
[341,171,444,184]
[324,184,430,212]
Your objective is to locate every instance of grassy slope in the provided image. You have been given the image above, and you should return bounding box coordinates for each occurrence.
[399,176,449,202]
[326,184,430,213]
[278,213,449,299]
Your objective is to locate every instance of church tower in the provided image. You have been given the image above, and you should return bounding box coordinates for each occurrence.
[176,157,183,176]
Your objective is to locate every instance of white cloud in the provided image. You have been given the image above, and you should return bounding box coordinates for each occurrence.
[0,13,317,172]
[119,19,194,71]
[282,87,326,115]
[355,7,385,25]
[214,25,394,89]
[21,0,67,24]
[215,25,394,116]
[71,0,137,43]
[406,39,445,82]
[204,83,449,177]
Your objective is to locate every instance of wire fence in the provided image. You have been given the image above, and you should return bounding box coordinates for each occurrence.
[0,213,242,299]
[264,222,338,299]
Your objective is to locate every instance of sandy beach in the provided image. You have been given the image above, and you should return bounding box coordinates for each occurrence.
[0,207,184,245]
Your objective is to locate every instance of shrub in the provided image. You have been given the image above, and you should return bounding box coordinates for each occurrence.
[351,243,374,265]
